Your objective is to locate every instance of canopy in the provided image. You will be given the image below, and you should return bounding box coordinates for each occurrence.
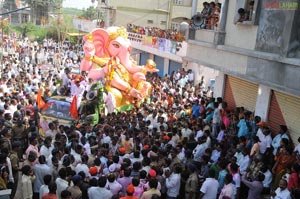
[67,32,86,37]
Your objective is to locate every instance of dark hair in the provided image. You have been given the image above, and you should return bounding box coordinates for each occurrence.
[231,163,239,173]
[257,173,265,182]
[107,173,116,182]
[124,168,131,177]
[78,171,86,180]
[238,8,245,14]
[94,158,101,166]
[22,165,31,175]
[43,174,52,185]
[133,161,142,171]
[98,176,107,187]
[151,194,161,199]
[225,173,233,184]
[48,182,57,193]
[208,169,215,178]
[61,190,72,198]
[112,155,119,163]
[149,178,158,189]
[89,178,98,187]
[38,155,46,164]
[253,136,259,143]
[140,170,147,179]
[132,177,140,186]
[81,154,89,163]
[58,168,67,179]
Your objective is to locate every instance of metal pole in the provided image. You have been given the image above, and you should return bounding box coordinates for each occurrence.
[191,0,198,16]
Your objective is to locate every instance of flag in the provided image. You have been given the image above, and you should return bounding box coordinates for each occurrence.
[70,96,79,120]
[15,0,21,8]
[36,90,45,109]
[41,102,54,111]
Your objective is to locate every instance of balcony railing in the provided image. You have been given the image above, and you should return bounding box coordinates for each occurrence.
[128,31,187,57]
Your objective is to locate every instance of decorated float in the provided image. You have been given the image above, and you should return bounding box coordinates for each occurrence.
[80,26,159,113]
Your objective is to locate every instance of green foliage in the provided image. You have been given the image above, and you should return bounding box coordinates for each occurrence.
[63,8,84,16]
[8,1,85,43]
[14,22,36,37]
[80,6,98,20]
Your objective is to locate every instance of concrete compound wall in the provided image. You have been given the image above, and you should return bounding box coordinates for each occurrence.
[255,0,299,57]
[184,62,219,87]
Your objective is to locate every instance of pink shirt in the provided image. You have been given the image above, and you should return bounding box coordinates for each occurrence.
[133,185,144,198]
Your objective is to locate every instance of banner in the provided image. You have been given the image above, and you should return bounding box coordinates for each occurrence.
[73,18,97,33]
[142,36,153,46]
[158,38,166,51]
[132,33,187,56]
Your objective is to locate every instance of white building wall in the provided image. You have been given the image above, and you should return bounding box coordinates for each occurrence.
[224,0,258,50]
[184,63,219,88]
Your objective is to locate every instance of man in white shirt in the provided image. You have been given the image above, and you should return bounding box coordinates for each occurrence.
[271,125,289,156]
[212,102,222,137]
[40,137,54,165]
[61,68,71,88]
[56,168,69,199]
[187,70,194,85]
[257,126,272,155]
[39,174,52,199]
[271,179,291,199]
[165,165,181,198]
[75,154,90,178]
[238,148,250,175]
[193,136,208,163]
[181,122,193,139]
[88,176,113,199]
[145,110,158,129]
[199,169,219,199]
[261,165,272,193]
[33,156,52,198]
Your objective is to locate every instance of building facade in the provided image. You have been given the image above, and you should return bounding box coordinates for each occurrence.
[99,0,300,143]
[185,0,300,142]
[98,0,195,29]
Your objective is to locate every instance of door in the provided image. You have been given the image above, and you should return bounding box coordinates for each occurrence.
[169,60,182,75]
[154,55,164,77]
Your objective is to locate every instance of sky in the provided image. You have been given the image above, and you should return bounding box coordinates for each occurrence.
[63,0,97,9]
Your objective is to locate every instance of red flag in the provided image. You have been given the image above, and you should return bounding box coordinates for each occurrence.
[37,90,45,109]
[41,102,54,111]
[70,96,79,120]
[15,0,21,8]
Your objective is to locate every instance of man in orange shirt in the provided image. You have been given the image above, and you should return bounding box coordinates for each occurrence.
[42,182,58,199]
[120,184,139,199]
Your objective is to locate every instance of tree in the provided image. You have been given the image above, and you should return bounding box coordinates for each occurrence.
[21,22,36,37]
[80,6,97,20]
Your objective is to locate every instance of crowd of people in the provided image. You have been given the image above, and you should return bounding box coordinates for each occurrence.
[192,1,221,30]
[0,35,300,199]
[126,24,186,42]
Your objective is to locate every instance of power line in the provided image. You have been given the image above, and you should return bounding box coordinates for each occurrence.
[0,6,30,16]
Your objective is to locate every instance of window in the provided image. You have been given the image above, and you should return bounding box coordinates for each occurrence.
[174,0,184,5]
[41,99,73,120]
[147,20,154,24]
[21,14,29,23]
[171,23,180,31]
[234,0,260,25]
[160,21,167,25]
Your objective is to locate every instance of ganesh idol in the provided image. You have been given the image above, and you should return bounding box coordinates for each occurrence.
[80,26,158,113]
